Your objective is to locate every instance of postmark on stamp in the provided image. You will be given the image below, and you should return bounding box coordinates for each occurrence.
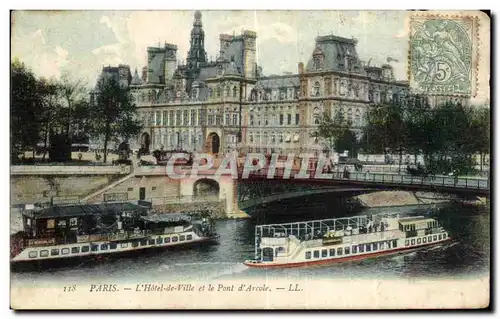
[409,14,478,96]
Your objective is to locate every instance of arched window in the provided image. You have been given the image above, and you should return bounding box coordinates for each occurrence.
[263,132,268,145]
[314,82,321,97]
[225,86,230,97]
[355,109,361,127]
[347,108,353,125]
[233,86,238,98]
[313,107,321,125]
[271,132,276,143]
[338,108,345,123]
[216,87,221,97]
[249,133,254,143]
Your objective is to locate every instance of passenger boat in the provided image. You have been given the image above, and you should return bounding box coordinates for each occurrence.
[244,212,451,268]
[11,201,217,268]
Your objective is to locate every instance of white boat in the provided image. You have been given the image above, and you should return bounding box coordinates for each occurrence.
[244,212,451,268]
[11,202,217,268]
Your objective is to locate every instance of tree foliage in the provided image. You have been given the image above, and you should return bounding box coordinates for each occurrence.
[90,78,142,163]
[362,94,490,174]
[11,59,143,164]
[315,110,360,156]
[11,59,43,160]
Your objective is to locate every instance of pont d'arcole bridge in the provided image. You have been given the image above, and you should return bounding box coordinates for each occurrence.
[130,163,489,216]
[234,167,489,212]
[12,159,489,218]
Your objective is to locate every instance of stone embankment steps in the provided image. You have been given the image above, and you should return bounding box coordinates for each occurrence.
[80,172,135,202]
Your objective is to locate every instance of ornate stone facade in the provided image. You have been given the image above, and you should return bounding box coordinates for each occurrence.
[131,11,409,155]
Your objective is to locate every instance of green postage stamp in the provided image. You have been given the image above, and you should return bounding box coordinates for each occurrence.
[409,14,478,96]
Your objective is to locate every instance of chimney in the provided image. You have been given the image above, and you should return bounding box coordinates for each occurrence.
[141,66,148,82]
[298,62,304,74]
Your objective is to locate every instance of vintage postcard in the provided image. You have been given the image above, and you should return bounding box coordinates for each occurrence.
[10,9,490,309]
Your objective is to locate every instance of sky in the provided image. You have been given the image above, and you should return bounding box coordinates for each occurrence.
[11,10,411,87]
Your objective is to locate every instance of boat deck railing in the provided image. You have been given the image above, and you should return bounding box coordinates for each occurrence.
[253,212,403,259]
[256,212,402,237]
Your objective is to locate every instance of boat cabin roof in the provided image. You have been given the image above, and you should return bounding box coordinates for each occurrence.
[27,202,149,219]
[141,213,192,223]
[398,217,435,225]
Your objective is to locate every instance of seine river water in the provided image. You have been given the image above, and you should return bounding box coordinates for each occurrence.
[11,199,490,289]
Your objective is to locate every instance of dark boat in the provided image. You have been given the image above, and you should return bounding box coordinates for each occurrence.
[11,201,218,270]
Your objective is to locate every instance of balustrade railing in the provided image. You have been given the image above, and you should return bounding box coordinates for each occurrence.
[246,168,489,190]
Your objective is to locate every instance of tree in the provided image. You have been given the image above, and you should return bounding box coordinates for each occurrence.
[36,78,62,160]
[314,110,350,152]
[10,59,43,160]
[362,104,394,155]
[90,79,142,163]
[467,105,490,171]
[59,73,87,138]
[70,99,92,144]
[404,95,432,164]
[334,129,359,157]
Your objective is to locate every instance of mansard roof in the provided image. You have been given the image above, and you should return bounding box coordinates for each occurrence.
[305,34,364,73]
[256,75,299,90]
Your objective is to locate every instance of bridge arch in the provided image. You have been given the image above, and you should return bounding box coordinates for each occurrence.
[193,178,220,199]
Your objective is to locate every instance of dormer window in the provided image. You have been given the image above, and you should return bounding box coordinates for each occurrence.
[218,65,223,76]
[314,58,321,70]
[312,45,324,70]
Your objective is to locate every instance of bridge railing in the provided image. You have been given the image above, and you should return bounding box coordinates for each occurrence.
[342,171,489,190]
[246,168,489,190]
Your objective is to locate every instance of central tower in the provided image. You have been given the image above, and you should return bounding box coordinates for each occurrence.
[186,10,207,69]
